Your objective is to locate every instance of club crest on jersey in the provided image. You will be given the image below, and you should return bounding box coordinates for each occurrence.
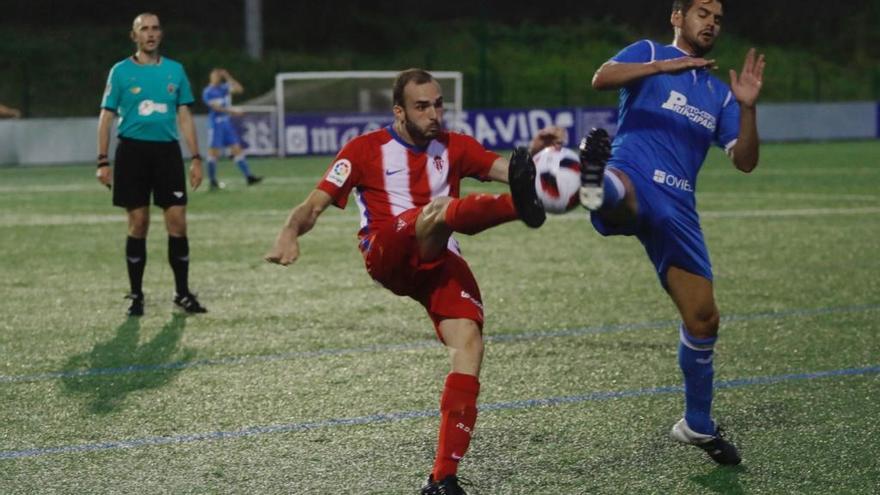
[325,159,351,187]
[433,155,444,171]
[167,83,176,94]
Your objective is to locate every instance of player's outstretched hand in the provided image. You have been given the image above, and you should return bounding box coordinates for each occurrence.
[657,56,717,74]
[529,126,566,155]
[189,157,203,190]
[730,48,765,108]
[265,227,301,266]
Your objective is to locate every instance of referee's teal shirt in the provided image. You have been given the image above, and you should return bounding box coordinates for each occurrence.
[101,56,195,142]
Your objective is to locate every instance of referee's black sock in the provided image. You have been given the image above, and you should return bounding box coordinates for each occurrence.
[125,236,147,296]
[168,235,190,296]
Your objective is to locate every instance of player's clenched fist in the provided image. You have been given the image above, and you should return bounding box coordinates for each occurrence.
[265,228,300,266]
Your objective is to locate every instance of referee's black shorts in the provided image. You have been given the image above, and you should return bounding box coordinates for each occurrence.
[112,137,187,209]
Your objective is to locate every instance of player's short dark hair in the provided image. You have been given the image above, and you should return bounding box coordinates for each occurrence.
[392,69,435,107]
[672,0,722,14]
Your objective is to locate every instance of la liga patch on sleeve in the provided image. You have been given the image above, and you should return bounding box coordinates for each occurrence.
[325,159,352,187]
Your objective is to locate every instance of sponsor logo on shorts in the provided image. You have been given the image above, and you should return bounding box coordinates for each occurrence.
[653,169,693,192]
[460,290,484,312]
[326,159,351,187]
[137,100,169,116]
[173,191,184,198]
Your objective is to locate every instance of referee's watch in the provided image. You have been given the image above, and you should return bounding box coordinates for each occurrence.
[97,154,110,168]
[191,154,202,161]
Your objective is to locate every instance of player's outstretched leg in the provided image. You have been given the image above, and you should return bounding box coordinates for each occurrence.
[578,128,612,210]
[508,147,546,228]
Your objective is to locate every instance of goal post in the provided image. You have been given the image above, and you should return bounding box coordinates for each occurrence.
[272,71,463,157]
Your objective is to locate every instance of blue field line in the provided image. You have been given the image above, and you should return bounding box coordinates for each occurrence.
[1,364,877,461]
[2,303,878,385]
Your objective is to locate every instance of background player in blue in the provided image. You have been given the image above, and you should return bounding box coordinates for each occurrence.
[202,68,262,190]
[579,0,765,465]
[97,12,207,316]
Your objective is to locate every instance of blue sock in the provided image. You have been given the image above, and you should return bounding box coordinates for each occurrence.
[678,324,717,435]
[601,169,625,209]
[207,158,218,183]
[234,154,252,178]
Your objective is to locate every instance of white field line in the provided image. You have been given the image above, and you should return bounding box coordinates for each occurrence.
[2,206,880,228]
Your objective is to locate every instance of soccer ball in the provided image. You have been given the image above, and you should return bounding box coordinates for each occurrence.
[533,146,582,214]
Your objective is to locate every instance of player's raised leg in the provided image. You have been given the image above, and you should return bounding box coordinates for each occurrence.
[666,266,740,465]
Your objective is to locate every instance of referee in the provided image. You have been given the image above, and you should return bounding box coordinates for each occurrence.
[97,12,207,316]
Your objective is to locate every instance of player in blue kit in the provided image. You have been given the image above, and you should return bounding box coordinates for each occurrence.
[577,0,765,465]
[97,12,207,316]
[202,68,262,190]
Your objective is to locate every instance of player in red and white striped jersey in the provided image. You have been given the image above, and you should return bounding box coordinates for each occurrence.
[266,69,550,493]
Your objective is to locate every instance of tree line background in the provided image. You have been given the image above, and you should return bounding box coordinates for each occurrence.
[2,0,879,116]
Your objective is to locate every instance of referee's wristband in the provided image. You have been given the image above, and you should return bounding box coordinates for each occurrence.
[97,161,110,168]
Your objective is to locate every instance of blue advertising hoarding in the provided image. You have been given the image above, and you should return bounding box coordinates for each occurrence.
[233,107,619,157]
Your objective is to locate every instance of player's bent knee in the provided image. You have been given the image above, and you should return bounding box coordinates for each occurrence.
[685,310,720,339]
[418,197,453,227]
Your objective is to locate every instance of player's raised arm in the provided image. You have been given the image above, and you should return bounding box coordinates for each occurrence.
[265,189,334,266]
[592,57,716,91]
[221,69,244,94]
[728,48,766,173]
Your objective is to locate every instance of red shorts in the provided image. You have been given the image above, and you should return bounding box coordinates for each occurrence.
[361,207,484,338]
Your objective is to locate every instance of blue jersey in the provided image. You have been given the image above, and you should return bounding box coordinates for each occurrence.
[609,40,740,202]
[202,83,232,128]
[101,56,194,142]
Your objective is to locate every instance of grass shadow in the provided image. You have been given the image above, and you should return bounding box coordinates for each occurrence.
[690,465,747,495]
[59,313,195,414]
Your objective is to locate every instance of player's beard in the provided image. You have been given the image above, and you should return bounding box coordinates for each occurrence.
[688,31,715,57]
[403,115,441,144]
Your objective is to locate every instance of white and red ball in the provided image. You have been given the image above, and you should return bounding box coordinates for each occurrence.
[533,146,582,214]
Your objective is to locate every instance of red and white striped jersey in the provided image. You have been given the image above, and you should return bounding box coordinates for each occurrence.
[316,126,500,241]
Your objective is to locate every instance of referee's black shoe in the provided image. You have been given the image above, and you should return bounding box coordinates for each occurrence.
[173,292,207,314]
[246,175,263,186]
[508,147,545,228]
[125,293,144,317]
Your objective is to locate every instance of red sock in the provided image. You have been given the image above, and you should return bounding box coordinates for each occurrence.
[432,372,480,480]
[443,193,518,235]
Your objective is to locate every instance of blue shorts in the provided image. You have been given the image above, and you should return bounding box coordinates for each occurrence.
[590,167,712,289]
[208,120,241,149]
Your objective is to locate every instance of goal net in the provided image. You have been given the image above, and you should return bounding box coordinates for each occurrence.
[268,71,463,157]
